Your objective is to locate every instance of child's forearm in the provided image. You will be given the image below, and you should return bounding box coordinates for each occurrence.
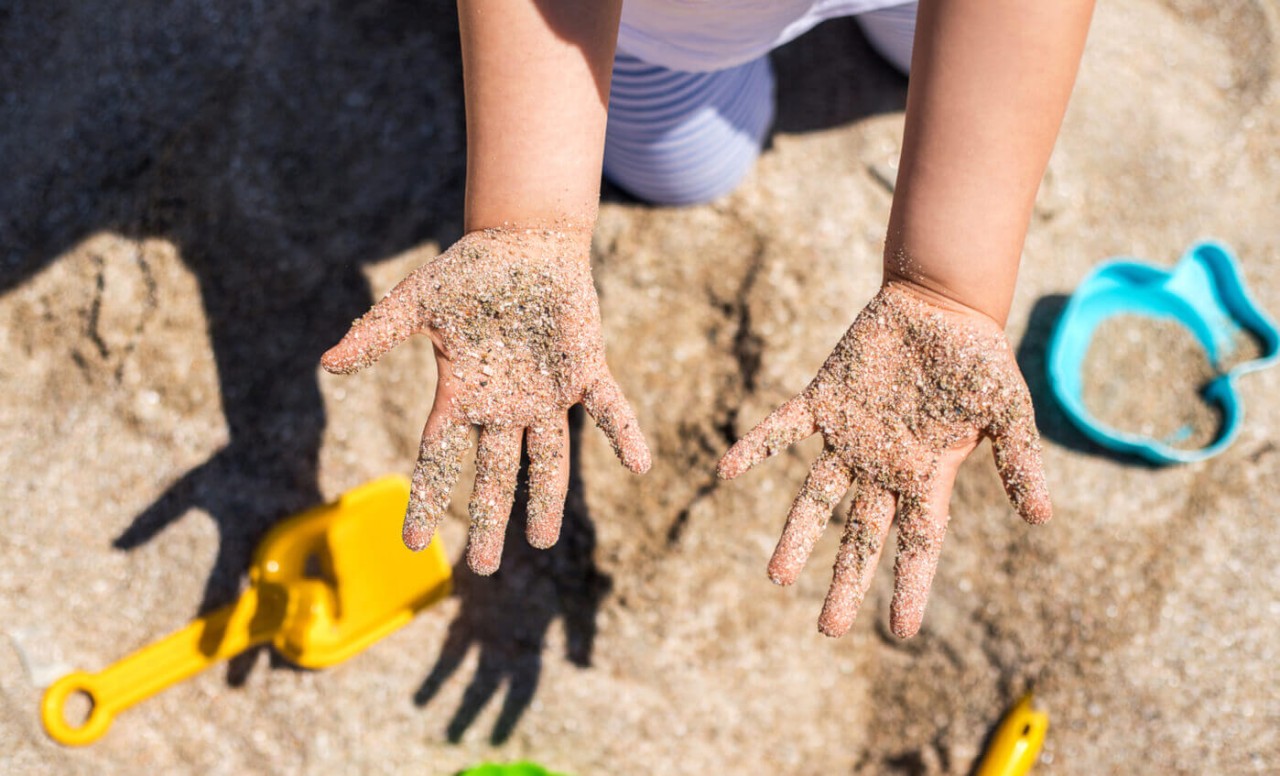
[459,0,623,232]
[883,0,1095,326]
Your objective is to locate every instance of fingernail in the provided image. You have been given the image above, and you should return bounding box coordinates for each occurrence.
[402,520,432,552]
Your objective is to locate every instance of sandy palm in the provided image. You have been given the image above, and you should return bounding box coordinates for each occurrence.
[323,227,649,573]
[719,285,1051,638]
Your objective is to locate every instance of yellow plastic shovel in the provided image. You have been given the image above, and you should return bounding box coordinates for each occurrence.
[41,476,451,746]
[976,693,1049,776]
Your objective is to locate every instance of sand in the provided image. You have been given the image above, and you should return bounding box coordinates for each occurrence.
[1081,315,1223,450]
[3,1,1279,774]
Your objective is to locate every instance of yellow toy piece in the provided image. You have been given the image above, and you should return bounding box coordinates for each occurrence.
[41,476,452,746]
[976,693,1049,776]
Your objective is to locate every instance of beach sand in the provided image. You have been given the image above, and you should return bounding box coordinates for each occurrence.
[2,2,1278,773]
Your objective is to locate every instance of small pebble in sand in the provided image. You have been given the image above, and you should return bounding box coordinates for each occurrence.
[719,284,1051,639]
[323,226,650,573]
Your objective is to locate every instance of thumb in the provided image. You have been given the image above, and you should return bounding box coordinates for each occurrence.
[322,273,434,375]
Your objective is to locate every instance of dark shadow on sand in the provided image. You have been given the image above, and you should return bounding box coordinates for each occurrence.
[771,16,910,134]
[1,0,467,683]
[413,408,611,745]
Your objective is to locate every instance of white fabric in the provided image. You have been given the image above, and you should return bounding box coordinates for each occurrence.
[604,54,776,204]
[856,2,918,74]
[618,0,905,72]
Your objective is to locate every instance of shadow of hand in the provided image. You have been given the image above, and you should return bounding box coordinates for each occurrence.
[112,439,325,685]
[413,409,610,744]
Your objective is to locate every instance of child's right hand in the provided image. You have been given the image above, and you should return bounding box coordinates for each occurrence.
[322,227,650,574]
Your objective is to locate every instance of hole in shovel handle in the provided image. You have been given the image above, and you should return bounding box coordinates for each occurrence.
[41,673,114,746]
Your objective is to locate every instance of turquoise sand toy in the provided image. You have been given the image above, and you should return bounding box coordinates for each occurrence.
[1047,241,1279,464]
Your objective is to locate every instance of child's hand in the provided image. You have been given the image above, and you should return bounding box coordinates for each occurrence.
[717,284,1050,638]
[323,227,650,574]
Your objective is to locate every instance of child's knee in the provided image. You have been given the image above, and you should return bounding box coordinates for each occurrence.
[604,55,775,206]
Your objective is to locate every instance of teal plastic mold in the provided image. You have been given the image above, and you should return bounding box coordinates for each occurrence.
[1046,241,1278,464]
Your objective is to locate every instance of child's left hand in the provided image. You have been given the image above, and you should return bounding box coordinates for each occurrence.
[717,284,1051,638]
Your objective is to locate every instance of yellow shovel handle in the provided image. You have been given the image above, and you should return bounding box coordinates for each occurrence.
[41,588,277,746]
[976,694,1049,776]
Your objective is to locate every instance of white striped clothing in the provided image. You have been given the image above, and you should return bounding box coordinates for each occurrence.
[619,0,910,73]
[604,3,918,204]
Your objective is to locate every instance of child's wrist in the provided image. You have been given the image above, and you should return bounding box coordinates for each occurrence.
[881,247,1014,329]
[466,221,594,238]
[463,195,599,235]
[454,222,596,269]
[879,271,1009,333]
